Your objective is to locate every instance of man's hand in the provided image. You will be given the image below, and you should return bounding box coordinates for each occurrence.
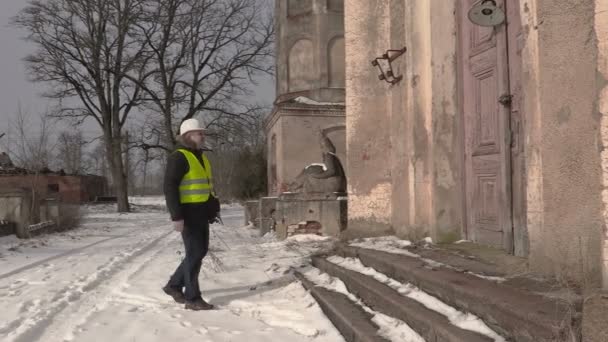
[173,220,184,232]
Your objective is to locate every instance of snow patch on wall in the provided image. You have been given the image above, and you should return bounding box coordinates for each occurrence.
[305,163,327,171]
[294,96,345,106]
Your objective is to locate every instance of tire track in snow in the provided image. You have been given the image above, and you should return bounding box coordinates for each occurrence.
[2,229,172,342]
[125,233,180,283]
[0,234,128,280]
[48,231,183,342]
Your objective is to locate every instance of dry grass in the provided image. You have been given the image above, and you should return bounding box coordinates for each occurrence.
[57,203,81,232]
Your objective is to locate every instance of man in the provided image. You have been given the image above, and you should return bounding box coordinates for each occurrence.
[162,118,220,311]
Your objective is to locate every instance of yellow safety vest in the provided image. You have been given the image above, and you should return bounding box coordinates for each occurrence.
[177,149,214,204]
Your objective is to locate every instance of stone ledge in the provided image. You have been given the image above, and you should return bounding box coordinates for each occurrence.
[275,197,347,239]
[407,242,583,307]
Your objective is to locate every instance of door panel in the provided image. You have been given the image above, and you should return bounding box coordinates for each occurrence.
[460,0,513,251]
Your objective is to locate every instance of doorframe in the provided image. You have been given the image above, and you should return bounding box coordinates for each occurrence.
[456,0,469,241]
[504,0,528,257]
[456,0,526,254]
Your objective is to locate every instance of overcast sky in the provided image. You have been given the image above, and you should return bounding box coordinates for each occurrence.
[0,0,49,136]
[0,0,275,145]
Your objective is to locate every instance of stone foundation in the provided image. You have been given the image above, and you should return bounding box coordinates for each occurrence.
[0,188,62,238]
[275,193,347,239]
[244,200,260,227]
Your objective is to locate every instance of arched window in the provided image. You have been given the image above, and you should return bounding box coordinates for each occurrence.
[288,39,314,92]
[328,36,345,88]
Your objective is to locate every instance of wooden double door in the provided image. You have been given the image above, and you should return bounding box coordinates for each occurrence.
[459,0,526,255]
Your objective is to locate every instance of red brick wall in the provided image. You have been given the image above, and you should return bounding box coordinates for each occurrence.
[0,174,107,204]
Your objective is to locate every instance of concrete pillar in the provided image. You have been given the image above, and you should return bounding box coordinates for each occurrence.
[259,197,278,236]
[244,200,260,227]
[595,0,608,290]
[344,0,394,238]
[15,191,33,239]
[521,0,603,286]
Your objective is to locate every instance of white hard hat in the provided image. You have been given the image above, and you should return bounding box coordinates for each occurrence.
[179,118,206,135]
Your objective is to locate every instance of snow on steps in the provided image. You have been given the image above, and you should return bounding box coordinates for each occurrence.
[307,256,494,342]
[335,244,578,342]
[294,271,390,342]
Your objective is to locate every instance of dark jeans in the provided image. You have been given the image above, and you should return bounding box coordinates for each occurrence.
[167,220,209,302]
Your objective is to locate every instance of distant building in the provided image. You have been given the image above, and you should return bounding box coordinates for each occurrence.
[0,165,108,204]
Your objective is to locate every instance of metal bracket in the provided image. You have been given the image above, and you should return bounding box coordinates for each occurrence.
[371,47,407,85]
[498,94,513,107]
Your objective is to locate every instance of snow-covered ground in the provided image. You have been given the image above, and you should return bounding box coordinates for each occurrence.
[0,197,344,342]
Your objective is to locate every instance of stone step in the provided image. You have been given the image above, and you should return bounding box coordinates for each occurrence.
[311,256,494,342]
[294,271,389,342]
[335,245,578,342]
[404,243,583,306]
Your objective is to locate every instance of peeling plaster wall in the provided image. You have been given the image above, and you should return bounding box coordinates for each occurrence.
[428,0,462,243]
[520,0,546,275]
[344,0,394,238]
[595,0,608,289]
[389,0,410,237]
[409,0,434,236]
[388,0,461,243]
[346,0,461,242]
[521,0,603,285]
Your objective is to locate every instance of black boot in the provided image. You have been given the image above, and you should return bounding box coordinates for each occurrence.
[185,298,214,311]
[162,286,185,304]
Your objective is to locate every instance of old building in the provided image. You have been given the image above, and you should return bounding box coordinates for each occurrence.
[0,167,108,204]
[343,0,608,290]
[265,0,346,195]
[0,151,108,237]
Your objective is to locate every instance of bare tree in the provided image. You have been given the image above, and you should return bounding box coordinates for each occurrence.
[128,123,164,195]
[13,0,151,212]
[88,139,110,179]
[205,108,267,200]
[56,131,87,174]
[6,108,56,171]
[127,0,274,152]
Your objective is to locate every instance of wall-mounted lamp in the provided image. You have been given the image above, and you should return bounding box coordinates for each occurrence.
[371,47,407,85]
[467,0,505,27]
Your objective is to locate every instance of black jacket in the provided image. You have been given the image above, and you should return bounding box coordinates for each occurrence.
[163,145,219,222]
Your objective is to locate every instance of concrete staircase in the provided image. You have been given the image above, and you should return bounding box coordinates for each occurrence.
[295,243,581,342]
